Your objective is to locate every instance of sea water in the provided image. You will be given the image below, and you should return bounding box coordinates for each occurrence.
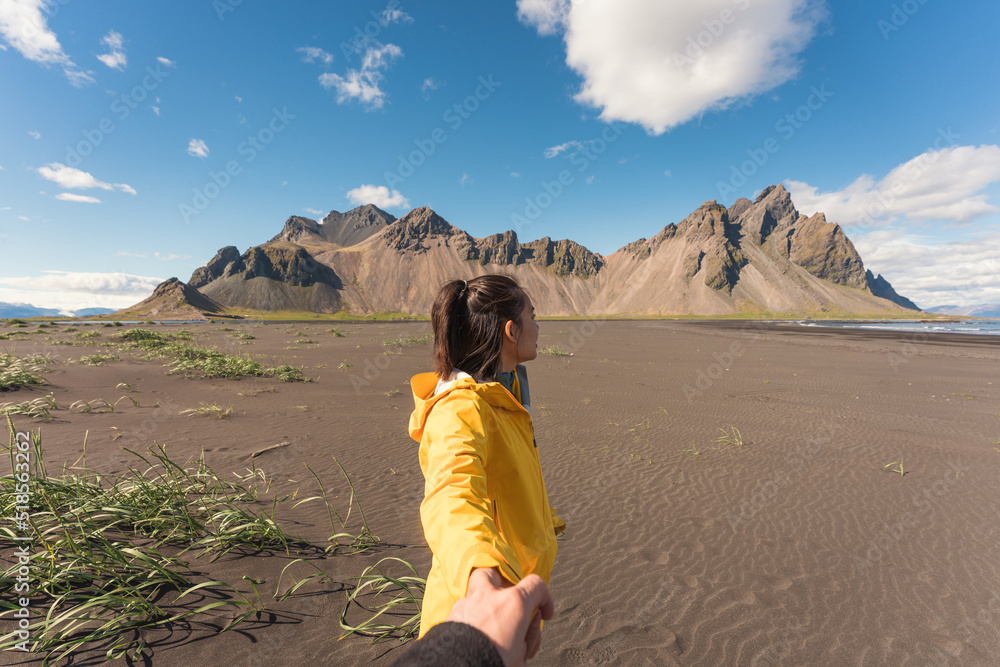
[795,320,1000,336]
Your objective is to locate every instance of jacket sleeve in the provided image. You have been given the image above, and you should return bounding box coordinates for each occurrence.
[419,391,522,600]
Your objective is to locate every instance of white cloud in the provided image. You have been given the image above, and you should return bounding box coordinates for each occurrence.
[116,251,148,258]
[346,184,409,209]
[544,140,584,158]
[304,208,324,216]
[458,173,472,186]
[518,0,826,134]
[55,193,100,203]
[27,130,40,139]
[151,105,160,115]
[319,43,402,110]
[235,95,243,103]
[381,6,414,24]
[0,271,165,314]
[852,229,1000,309]
[297,46,333,65]
[585,175,595,184]
[516,0,570,35]
[37,163,135,194]
[96,30,126,69]
[510,172,521,178]
[18,216,28,221]
[156,56,175,67]
[0,0,94,85]
[187,138,209,159]
[420,77,442,98]
[786,145,1000,227]
[154,252,190,261]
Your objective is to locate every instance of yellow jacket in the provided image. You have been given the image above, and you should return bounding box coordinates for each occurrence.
[408,365,566,638]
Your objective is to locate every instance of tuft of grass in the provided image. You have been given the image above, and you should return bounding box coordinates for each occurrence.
[75,331,101,339]
[116,328,308,382]
[5,318,27,325]
[180,403,233,419]
[0,392,58,421]
[266,365,311,383]
[538,344,570,356]
[383,334,431,347]
[881,460,906,476]
[234,333,255,340]
[681,444,701,457]
[715,426,747,447]
[385,388,402,397]
[0,425,328,662]
[0,352,49,391]
[293,339,318,344]
[79,353,120,366]
[69,398,116,414]
[337,557,425,643]
[327,328,346,337]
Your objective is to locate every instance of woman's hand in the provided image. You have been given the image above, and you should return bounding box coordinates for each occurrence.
[446,567,555,666]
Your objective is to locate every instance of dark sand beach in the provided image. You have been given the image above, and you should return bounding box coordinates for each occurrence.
[2,319,998,666]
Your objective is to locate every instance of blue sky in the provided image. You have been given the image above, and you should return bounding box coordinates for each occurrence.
[1,0,999,313]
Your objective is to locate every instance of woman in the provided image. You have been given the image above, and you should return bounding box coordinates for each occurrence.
[408,274,566,644]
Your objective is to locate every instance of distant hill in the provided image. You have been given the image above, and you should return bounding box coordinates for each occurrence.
[122,184,923,318]
[925,304,1000,318]
[107,278,235,321]
[0,303,116,318]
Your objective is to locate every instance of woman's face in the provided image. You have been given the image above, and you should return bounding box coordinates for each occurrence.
[512,294,539,364]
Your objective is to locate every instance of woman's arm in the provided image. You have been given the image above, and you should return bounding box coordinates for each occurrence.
[420,392,521,600]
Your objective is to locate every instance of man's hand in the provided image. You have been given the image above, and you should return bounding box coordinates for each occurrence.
[446,568,555,666]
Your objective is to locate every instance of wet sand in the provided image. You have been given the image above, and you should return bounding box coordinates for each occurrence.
[2,319,999,666]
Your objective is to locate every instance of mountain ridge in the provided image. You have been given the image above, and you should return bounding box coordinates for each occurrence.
[127,184,922,317]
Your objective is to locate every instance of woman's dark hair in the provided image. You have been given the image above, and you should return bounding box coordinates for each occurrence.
[431,273,528,382]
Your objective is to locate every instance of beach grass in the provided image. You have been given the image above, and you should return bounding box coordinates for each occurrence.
[113,328,310,382]
[881,460,906,476]
[0,419,419,662]
[0,393,57,422]
[180,403,234,419]
[0,352,50,391]
[715,426,747,447]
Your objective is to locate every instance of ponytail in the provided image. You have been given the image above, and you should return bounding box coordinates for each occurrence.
[431,273,527,382]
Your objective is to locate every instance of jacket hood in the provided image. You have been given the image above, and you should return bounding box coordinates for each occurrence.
[408,366,530,442]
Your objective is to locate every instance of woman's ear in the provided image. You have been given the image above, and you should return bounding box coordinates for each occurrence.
[504,318,519,342]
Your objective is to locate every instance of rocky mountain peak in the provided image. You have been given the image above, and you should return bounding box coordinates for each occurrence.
[269,216,322,244]
[319,204,397,247]
[381,207,460,253]
[189,246,242,288]
[866,269,921,310]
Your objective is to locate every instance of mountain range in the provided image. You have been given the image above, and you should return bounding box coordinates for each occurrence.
[113,184,926,319]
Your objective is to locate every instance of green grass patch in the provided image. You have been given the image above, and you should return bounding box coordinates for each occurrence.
[538,344,570,356]
[383,334,431,347]
[0,353,50,391]
[79,353,120,366]
[0,393,57,421]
